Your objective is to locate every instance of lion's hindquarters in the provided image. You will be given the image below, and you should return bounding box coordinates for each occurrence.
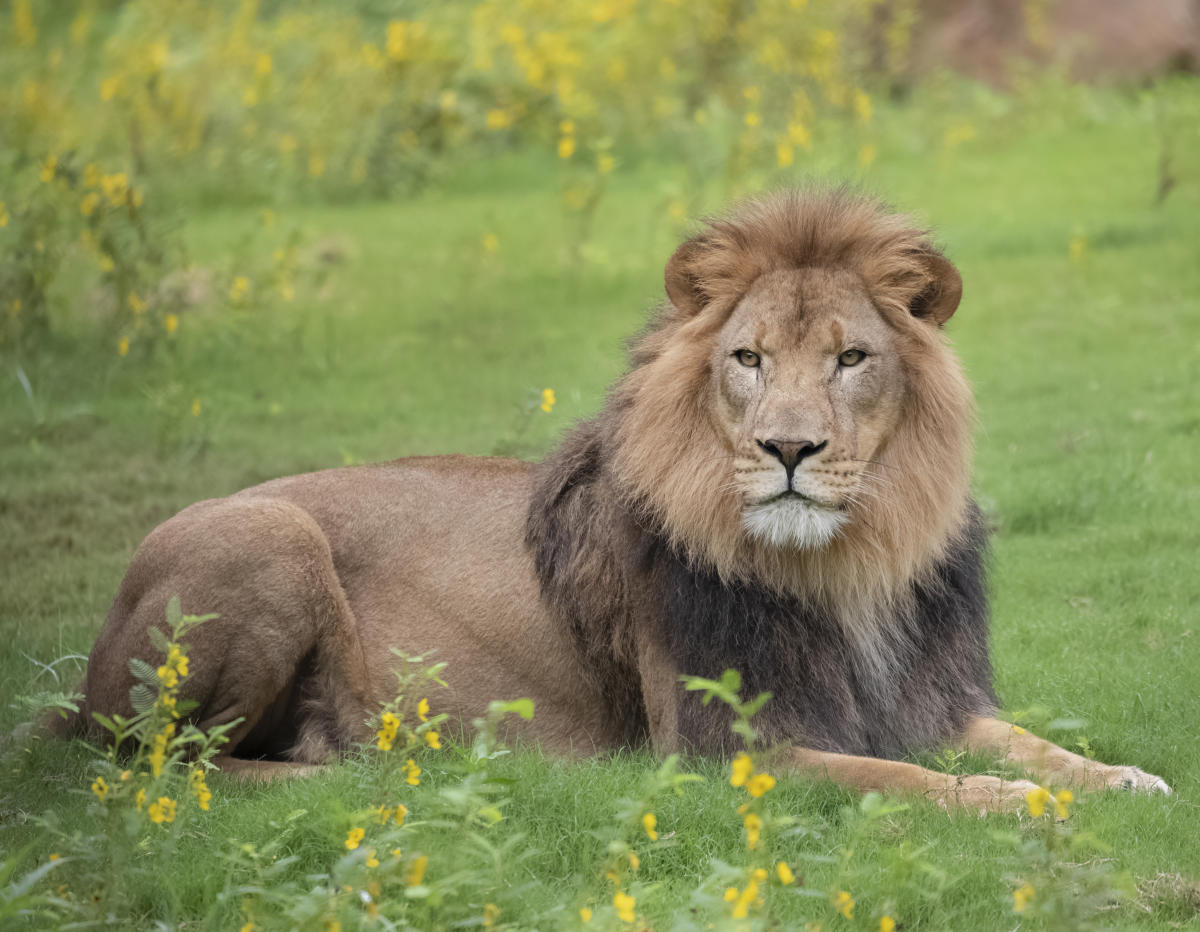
[83,496,372,762]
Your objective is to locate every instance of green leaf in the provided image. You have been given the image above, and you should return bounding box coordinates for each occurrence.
[128,657,158,685]
[165,595,182,630]
[147,626,170,655]
[129,684,156,713]
[492,698,534,720]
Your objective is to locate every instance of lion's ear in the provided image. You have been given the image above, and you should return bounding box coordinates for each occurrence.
[908,248,963,327]
[664,235,712,316]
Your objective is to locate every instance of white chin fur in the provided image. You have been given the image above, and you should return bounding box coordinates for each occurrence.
[743,498,847,550]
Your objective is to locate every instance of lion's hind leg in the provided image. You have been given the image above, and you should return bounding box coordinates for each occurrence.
[83,496,375,764]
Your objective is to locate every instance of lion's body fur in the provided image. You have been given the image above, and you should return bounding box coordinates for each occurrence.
[66,188,1005,768]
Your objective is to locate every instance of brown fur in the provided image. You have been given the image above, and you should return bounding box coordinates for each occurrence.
[59,188,1170,806]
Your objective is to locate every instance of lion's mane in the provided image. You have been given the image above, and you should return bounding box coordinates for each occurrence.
[527,189,996,756]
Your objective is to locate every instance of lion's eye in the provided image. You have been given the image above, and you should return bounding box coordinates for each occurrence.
[735,349,761,368]
[838,349,866,367]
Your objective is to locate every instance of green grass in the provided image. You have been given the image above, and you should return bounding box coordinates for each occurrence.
[2,87,1199,929]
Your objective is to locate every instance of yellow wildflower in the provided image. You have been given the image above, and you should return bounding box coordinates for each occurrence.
[149,724,174,776]
[255,52,272,76]
[0,202,8,227]
[482,233,500,253]
[642,812,657,841]
[376,710,400,750]
[100,75,120,101]
[597,153,615,175]
[229,276,250,303]
[744,111,760,128]
[880,917,896,932]
[1054,789,1073,819]
[128,292,146,315]
[579,907,593,922]
[483,903,500,927]
[732,880,759,919]
[723,887,738,902]
[1025,786,1052,818]
[345,827,365,850]
[627,851,639,870]
[485,109,513,130]
[91,776,109,802]
[80,193,100,217]
[417,698,429,721]
[189,768,212,811]
[149,38,168,72]
[165,314,179,335]
[191,399,202,417]
[240,923,255,932]
[101,173,128,206]
[777,861,795,884]
[854,90,872,125]
[366,849,380,868]
[403,758,421,786]
[613,891,635,923]
[135,788,146,810]
[1012,724,1027,735]
[776,140,795,168]
[406,854,428,886]
[48,853,60,861]
[40,155,57,183]
[557,136,576,159]
[833,890,854,919]
[148,796,177,824]
[423,730,441,749]
[730,752,753,787]
[1013,883,1035,912]
[746,772,775,797]
[541,388,556,413]
[119,770,131,782]
[744,812,762,849]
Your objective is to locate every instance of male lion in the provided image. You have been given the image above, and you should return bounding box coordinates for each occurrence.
[63,189,1169,809]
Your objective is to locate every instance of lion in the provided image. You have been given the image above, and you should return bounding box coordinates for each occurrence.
[59,188,1170,809]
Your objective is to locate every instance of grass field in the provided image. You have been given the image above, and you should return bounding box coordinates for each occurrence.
[2,84,1199,929]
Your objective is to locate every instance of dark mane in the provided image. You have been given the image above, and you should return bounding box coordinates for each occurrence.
[526,420,997,757]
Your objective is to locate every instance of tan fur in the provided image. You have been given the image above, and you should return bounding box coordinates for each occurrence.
[63,189,1169,809]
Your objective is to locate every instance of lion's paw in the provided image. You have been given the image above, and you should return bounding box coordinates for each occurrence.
[935,776,1042,816]
[1104,765,1171,795]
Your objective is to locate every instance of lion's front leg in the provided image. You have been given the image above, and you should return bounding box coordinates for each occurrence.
[960,716,1171,795]
[785,747,1041,814]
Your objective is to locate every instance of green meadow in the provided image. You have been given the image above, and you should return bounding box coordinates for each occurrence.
[2,9,1200,927]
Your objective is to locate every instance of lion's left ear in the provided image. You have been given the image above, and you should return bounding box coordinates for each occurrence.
[908,248,963,327]
[664,234,713,317]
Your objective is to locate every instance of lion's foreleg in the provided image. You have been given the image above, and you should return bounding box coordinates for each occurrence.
[785,746,1040,814]
[958,716,1171,795]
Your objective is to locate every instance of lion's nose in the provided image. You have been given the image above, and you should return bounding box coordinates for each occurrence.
[757,438,827,479]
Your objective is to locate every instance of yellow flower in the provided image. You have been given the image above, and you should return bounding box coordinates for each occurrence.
[100,173,128,206]
[1069,234,1087,262]
[148,796,177,824]
[642,812,657,841]
[189,767,212,811]
[48,853,60,861]
[345,827,365,850]
[394,803,407,825]
[833,890,854,919]
[135,787,146,811]
[406,854,428,886]
[744,812,762,849]
[0,202,8,226]
[557,136,576,159]
[540,388,556,413]
[386,20,420,62]
[149,38,169,72]
[744,111,761,128]
[1025,786,1052,818]
[880,917,896,932]
[255,52,272,76]
[128,292,146,315]
[483,903,500,927]
[80,193,100,217]
[1012,724,1027,735]
[858,144,877,169]
[229,276,250,303]
[404,758,421,786]
[91,776,109,802]
[776,140,795,168]
[482,233,500,253]
[854,90,872,125]
[724,887,738,902]
[191,398,202,417]
[417,698,429,721]
[240,923,255,932]
[627,851,639,871]
[1013,883,1035,913]
[597,153,615,175]
[40,155,57,183]
[730,753,753,787]
[376,710,400,750]
[119,770,131,782]
[776,861,795,884]
[731,880,759,919]
[613,891,635,923]
[149,724,174,777]
[366,849,380,868]
[1054,789,1073,819]
[100,75,120,101]
[579,907,593,922]
[423,730,441,749]
[485,109,513,130]
[165,313,179,335]
[746,772,775,797]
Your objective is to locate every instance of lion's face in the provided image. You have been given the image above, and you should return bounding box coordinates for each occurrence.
[712,267,906,550]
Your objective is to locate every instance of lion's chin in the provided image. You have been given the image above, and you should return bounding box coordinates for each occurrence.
[742,497,847,550]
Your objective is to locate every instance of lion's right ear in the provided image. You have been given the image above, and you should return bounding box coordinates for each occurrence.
[664,235,713,316]
[908,248,963,327]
